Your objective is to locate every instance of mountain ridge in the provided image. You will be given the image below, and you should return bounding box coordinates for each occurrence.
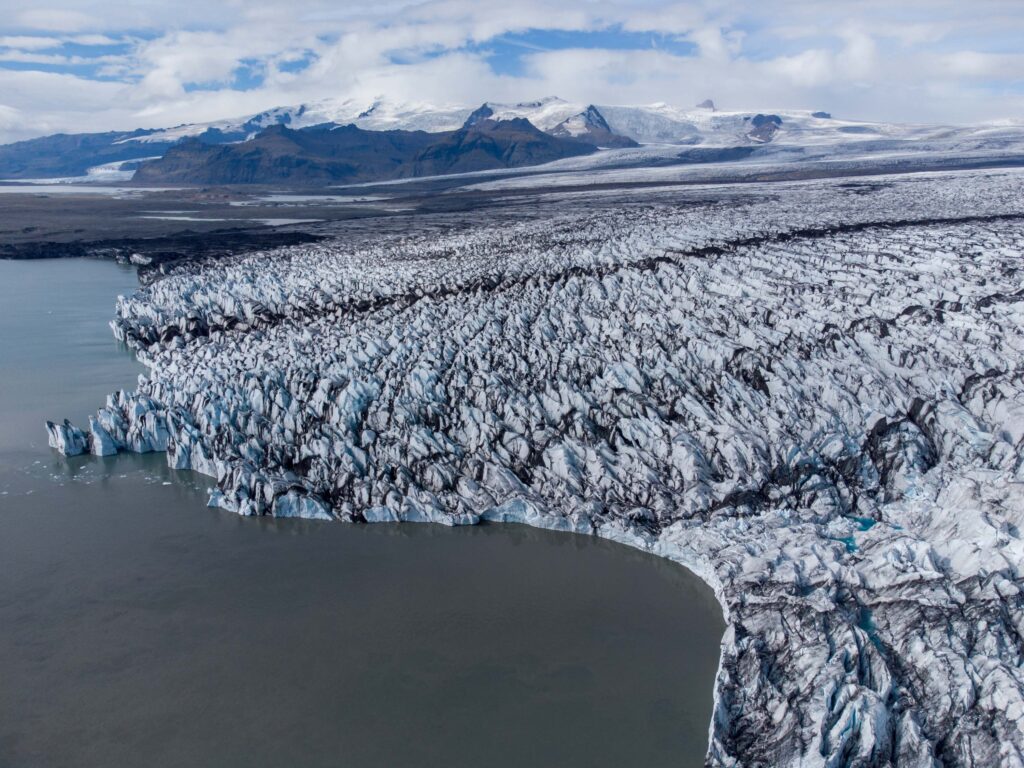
[3,95,1021,184]
[132,116,597,185]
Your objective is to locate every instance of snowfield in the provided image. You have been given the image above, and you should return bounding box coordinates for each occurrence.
[50,168,1024,766]
[121,94,1024,151]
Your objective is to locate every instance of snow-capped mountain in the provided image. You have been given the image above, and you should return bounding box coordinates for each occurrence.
[123,97,475,144]
[2,94,1023,183]
[121,95,987,150]
[121,95,806,147]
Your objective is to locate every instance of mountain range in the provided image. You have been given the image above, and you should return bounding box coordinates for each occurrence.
[0,97,794,184]
[1,95,1021,186]
[133,117,599,185]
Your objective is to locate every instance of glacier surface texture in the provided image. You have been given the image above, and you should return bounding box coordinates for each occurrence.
[51,169,1024,767]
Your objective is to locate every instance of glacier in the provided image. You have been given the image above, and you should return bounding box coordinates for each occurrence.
[121,94,1024,152]
[49,168,1024,766]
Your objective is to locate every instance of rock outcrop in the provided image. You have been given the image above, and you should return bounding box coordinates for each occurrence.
[548,105,639,148]
[746,113,783,143]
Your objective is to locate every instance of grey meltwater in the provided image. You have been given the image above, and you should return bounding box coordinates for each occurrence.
[0,258,724,767]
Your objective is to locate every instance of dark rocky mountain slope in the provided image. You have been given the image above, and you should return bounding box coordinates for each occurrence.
[134,117,596,185]
[0,130,174,179]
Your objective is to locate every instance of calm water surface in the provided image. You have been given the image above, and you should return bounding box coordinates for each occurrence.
[0,259,724,768]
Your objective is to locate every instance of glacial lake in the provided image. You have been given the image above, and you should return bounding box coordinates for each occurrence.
[0,258,724,768]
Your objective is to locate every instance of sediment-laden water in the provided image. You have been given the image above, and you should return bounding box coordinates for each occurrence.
[0,258,724,768]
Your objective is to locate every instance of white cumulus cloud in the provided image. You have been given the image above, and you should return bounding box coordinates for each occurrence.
[0,0,1021,143]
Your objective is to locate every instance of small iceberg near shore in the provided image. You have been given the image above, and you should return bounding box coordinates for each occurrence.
[45,419,89,456]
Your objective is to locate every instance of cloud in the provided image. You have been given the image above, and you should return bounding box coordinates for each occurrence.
[0,35,65,50]
[941,51,1024,80]
[16,9,99,33]
[0,0,1022,144]
[0,69,130,143]
[0,104,22,130]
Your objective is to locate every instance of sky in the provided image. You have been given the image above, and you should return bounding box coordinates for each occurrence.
[0,0,1022,143]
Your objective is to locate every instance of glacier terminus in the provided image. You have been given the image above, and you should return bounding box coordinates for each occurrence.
[46,165,1024,767]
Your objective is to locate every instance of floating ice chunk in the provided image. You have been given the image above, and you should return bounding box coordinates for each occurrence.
[45,419,88,456]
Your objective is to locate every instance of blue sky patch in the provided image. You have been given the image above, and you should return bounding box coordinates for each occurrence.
[0,34,140,79]
[385,25,696,75]
[278,49,318,74]
[474,26,696,76]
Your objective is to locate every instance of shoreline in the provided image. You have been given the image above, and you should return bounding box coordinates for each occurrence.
[8,256,723,767]
[46,168,1024,766]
